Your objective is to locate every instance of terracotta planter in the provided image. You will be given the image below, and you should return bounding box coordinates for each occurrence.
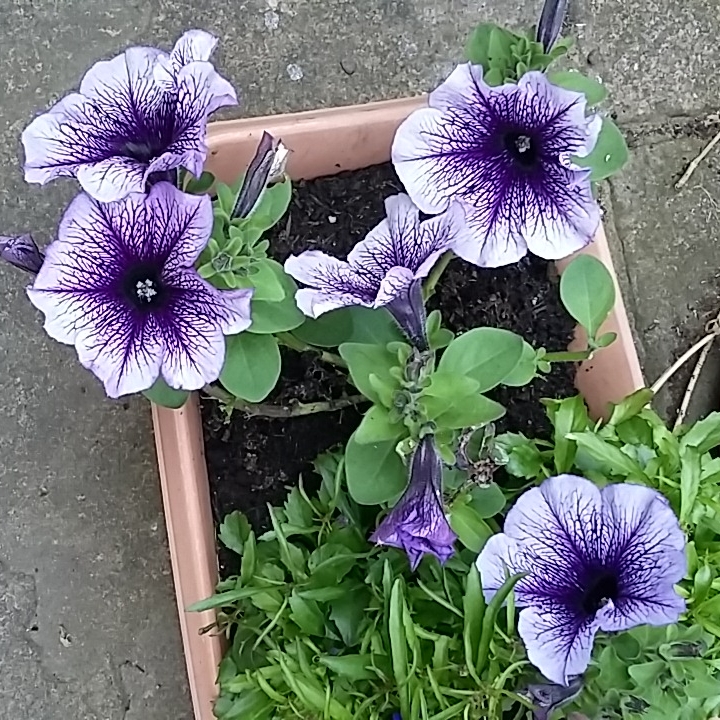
[151,97,645,720]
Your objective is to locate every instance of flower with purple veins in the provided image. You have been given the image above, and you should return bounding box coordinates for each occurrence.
[284,194,465,349]
[371,436,457,570]
[1,234,44,274]
[22,29,237,203]
[477,475,686,686]
[392,66,602,268]
[27,182,253,398]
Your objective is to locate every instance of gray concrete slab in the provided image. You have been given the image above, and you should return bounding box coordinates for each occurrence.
[1,0,720,717]
[606,122,720,421]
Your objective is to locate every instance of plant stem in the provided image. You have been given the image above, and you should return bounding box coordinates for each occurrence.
[423,250,454,300]
[203,384,366,417]
[650,333,715,395]
[543,349,593,363]
[276,332,346,367]
[674,338,714,430]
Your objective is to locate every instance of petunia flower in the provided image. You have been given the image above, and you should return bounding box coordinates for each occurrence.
[1,234,44,274]
[371,436,457,570]
[477,475,686,686]
[284,194,464,348]
[27,182,253,398]
[22,29,237,203]
[392,66,601,268]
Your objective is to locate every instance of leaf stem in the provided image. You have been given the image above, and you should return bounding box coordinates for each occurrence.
[203,384,366,417]
[276,331,346,367]
[543,349,593,363]
[423,250,454,300]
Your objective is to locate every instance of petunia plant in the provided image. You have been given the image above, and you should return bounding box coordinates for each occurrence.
[4,2,684,718]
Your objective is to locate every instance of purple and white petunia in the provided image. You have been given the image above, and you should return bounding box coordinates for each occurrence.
[477,475,686,686]
[284,194,465,348]
[392,66,601,267]
[22,29,237,203]
[371,436,457,570]
[27,182,253,398]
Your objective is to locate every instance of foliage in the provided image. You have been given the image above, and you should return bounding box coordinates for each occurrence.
[496,391,720,718]
[192,454,531,720]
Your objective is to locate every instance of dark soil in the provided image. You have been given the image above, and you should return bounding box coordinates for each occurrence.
[201,162,576,572]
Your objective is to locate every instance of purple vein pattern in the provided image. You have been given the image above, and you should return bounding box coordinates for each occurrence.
[392,65,602,267]
[27,182,253,397]
[22,29,237,203]
[371,436,457,570]
[477,475,686,685]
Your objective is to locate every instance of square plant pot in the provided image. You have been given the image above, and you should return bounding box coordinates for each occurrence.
[151,96,645,720]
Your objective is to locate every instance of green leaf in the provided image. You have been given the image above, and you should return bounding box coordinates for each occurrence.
[345,306,405,344]
[219,688,274,720]
[389,579,411,719]
[501,340,538,387]
[567,431,645,477]
[628,660,666,687]
[449,499,494,552]
[306,545,359,585]
[463,565,485,674]
[467,483,506,518]
[354,404,405,444]
[292,307,355,347]
[693,563,713,606]
[289,590,325,636]
[595,331,617,348]
[243,176,292,231]
[548,70,608,105]
[187,586,264,612]
[184,170,216,194]
[143,377,189,409]
[681,412,720,454]
[293,306,403,348]
[339,342,399,405]
[680,445,701,524]
[608,388,654,426]
[318,654,378,682]
[476,572,525,674]
[330,592,368,646]
[420,372,505,429]
[248,295,304,333]
[575,118,629,181]
[219,511,251,556]
[220,332,281,402]
[438,327,525,393]
[547,395,589,473]
[560,254,616,338]
[216,182,238,216]
[345,433,407,505]
[495,432,546,479]
[465,23,498,66]
[238,259,286,302]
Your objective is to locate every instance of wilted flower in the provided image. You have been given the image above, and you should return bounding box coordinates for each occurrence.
[536,0,568,52]
[284,194,464,348]
[477,475,686,685]
[22,29,237,203]
[392,66,601,267]
[526,676,583,720]
[371,436,457,570]
[232,131,290,219]
[27,182,253,398]
[1,234,44,274]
